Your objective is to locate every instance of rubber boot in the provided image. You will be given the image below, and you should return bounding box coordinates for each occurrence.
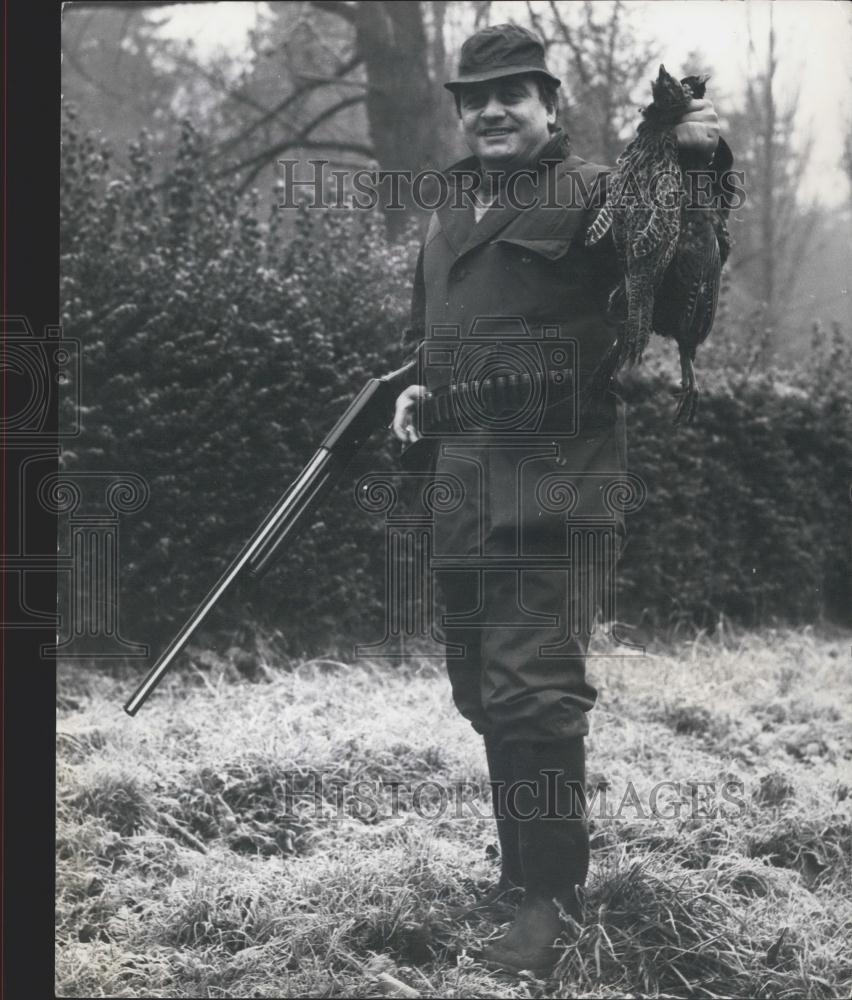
[484,733,524,891]
[449,735,522,920]
[479,738,588,975]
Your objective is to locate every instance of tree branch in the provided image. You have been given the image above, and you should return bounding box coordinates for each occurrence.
[64,7,98,62]
[163,47,272,115]
[235,138,374,193]
[63,37,181,126]
[524,1,550,54]
[290,71,368,89]
[547,0,591,85]
[309,0,359,25]
[212,52,364,160]
[215,94,371,179]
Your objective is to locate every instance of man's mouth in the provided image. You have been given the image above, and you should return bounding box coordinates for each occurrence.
[479,128,514,137]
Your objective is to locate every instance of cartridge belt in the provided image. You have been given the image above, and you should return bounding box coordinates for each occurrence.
[416,368,576,433]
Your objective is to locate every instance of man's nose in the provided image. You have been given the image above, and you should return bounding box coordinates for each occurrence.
[480,96,508,119]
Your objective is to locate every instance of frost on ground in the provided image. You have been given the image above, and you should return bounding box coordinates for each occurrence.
[56,626,852,998]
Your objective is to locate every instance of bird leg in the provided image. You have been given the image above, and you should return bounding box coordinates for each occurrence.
[673,348,699,424]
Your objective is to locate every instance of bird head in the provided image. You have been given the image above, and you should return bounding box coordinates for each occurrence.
[680,74,710,100]
[642,65,694,128]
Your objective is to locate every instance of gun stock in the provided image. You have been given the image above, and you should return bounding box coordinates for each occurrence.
[123,360,417,716]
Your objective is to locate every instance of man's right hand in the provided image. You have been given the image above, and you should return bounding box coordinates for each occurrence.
[392,385,428,443]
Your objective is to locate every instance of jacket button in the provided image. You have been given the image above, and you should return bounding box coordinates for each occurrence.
[521,254,532,264]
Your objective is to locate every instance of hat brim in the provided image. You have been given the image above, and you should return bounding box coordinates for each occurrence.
[444,67,561,92]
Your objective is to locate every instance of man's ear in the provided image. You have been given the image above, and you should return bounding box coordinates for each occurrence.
[543,97,557,128]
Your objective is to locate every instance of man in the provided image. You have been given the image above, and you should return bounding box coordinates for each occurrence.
[392,23,730,975]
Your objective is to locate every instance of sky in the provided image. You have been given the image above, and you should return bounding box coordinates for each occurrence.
[158,0,852,206]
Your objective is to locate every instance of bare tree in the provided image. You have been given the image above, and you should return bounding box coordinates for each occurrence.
[63,1,454,237]
[522,0,656,165]
[723,5,819,346]
[427,0,465,156]
[62,6,187,155]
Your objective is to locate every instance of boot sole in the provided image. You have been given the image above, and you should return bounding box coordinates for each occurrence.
[474,949,557,978]
[445,886,522,922]
[473,933,560,978]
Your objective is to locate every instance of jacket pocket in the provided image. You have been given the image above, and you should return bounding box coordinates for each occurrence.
[493,237,573,261]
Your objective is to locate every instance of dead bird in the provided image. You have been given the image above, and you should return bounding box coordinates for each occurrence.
[653,75,732,422]
[586,66,727,423]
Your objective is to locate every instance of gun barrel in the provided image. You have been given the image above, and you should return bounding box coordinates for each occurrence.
[246,453,344,579]
[123,359,417,716]
[246,372,410,578]
[123,446,336,716]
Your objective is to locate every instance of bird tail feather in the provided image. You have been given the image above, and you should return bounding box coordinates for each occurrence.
[625,280,653,366]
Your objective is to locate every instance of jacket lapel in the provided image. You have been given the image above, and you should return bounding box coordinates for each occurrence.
[435,131,573,261]
[432,157,477,257]
[456,178,535,256]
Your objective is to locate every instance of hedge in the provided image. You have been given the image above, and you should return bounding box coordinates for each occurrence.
[59,112,851,656]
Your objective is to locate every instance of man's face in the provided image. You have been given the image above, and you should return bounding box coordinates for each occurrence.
[458,75,555,172]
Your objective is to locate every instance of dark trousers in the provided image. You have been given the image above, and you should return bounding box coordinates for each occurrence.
[429,427,627,744]
[435,528,621,743]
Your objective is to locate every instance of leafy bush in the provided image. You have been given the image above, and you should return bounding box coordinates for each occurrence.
[618,355,851,628]
[61,111,419,654]
[60,111,851,655]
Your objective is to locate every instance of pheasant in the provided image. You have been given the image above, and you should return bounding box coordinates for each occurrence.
[653,75,731,422]
[586,66,728,423]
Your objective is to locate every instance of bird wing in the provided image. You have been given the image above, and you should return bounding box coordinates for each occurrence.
[631,205,676,258]
[653,212,721,352]
[631,172,681,258]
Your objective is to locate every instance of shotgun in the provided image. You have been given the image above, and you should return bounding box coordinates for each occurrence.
[123,359,417,716]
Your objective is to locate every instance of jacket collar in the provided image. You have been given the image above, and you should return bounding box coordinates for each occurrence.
[435,130,573,258]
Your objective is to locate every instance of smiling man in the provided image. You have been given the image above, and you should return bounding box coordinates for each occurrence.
[392,23,732,976]
[459,74,558,177]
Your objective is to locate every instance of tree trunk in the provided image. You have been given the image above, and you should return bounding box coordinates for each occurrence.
[354,1,438,238]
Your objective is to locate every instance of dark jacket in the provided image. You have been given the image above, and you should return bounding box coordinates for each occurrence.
[406,130,732,555]
[414,133,621,391]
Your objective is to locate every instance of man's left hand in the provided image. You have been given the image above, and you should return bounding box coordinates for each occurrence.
[674,98,720,161]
